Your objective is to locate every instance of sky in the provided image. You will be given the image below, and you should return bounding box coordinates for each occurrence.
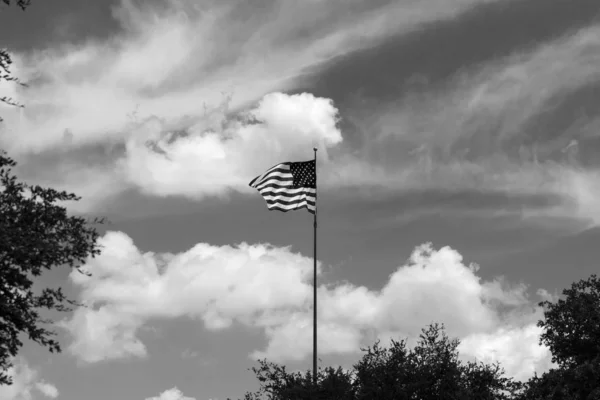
[1,0,600,399]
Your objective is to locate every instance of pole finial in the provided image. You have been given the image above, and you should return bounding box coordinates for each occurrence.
[313,147,317,152]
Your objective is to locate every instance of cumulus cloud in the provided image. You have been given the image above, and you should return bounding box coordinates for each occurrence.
[61,230,316,362]
[4,90,345,215]
[458,324,554,382]
[62,231,552,381]
[145,387,195,400]
[121,92,343,198]
[0,358,59,400]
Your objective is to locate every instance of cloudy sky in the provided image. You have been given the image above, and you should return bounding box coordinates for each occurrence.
[2,0,600,399]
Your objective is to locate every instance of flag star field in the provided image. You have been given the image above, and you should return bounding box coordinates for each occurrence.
[1,0,600,399]
[289,161,316,189]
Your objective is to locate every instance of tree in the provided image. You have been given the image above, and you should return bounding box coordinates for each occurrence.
[232,323,523,400]
[537,274,600,369]
[0,0,31,121]
[518,274,600,400]
[237,360,355,400]
[519,363,600,400]
[0,151,103,385]
[353,323,522,400]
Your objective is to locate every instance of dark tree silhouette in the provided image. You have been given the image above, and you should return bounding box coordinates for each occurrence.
[353,323,522,400]
[518,274,600,399]
[0,151,103,385]
[238,360,355,400]
[537,274,600,369]
[232,323,523,400]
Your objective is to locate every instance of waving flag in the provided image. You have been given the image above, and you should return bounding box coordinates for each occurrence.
[249,153,319,384]
[249,160,316,214]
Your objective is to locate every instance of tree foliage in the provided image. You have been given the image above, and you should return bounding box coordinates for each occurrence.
[0,151,103,385]
[234,274,600,400]
[233,323,523,400]
[518,274,600,400]
[238,361,355,400]
[519,360,600,400]
[537,274,600,369]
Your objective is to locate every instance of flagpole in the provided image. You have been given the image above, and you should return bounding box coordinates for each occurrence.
[312,147,318,386]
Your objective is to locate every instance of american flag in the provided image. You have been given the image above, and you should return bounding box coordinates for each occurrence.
[249,160,316,214]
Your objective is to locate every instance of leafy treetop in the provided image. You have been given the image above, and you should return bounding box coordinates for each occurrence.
[0,151,103,385]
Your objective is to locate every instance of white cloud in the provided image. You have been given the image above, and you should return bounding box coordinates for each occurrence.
[61,230,316,362]
[0,0,502,156]
[63,306,147,363]
[6,90,344,215]
[145,387,196,400]
[63,232,552,381]
[458,324,554,383]
[251,243,553,383]
[34,383,59,399]
[4,0,599,229]
[120,92,343,199]
[0,358,59,400]
[0,0,521,217]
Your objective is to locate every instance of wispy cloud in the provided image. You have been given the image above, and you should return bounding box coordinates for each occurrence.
[339,23,600,226]
[61,231,552,382]
[1,0,503,155]
[0,0,520,216]
[5,0,599,228]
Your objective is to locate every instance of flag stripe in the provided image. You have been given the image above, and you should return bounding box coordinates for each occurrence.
[258,187,316,196]
[254,170,292,183]
[263,195,316,207]
[263,197,315,205]
[268,202,315,213]
[255,182,300,192]
[248,164,283,186]
[255,178,294,191]
[249,164,290,187]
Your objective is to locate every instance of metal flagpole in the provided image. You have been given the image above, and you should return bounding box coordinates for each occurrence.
[312,147,318,386]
